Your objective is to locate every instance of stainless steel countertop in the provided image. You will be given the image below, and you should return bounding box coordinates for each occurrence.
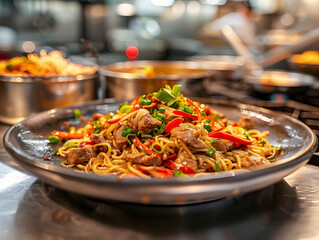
[1,124,319,240]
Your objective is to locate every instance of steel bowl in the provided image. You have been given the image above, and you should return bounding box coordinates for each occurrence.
[99,61,214,99]
[187,55,244,81]
[0,71,99,125]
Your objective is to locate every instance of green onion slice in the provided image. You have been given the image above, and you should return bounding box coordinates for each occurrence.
[150,142,164,154]
[205,148,216,157]
[48,135,60,144]
[215,161,221,172]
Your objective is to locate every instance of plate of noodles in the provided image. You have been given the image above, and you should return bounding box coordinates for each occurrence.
[4,85,317,204]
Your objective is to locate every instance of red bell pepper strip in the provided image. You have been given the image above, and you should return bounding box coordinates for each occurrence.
[163,160,177,170]
[132,136,163,157]
[106,117,122,124]
[51,130,83,139]
[156,168,174,177]
[180,165,196,174]
[166,153,177,160]
[186,98,202,122]
[164,118,184,133]
[143,102,157,109]
[129,96,141,113]
[208,131,252,145]
[130,96,139,105]
[172,110,197,120]
[148,169,173,179]
[138,168,150,174]
[210,127,223,133]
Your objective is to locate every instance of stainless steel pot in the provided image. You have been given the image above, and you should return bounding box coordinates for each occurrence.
[0,72,99,124]
[99,61,214,100]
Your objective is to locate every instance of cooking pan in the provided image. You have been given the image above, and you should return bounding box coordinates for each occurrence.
[244,69,316,94]
[222,26,318,94]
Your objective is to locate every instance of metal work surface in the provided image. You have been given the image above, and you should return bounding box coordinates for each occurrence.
[1,124,319,240]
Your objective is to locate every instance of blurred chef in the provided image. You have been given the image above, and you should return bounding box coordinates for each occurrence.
[211,1,256,48]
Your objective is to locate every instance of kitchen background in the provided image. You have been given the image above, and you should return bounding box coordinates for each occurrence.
[1,0,319,65]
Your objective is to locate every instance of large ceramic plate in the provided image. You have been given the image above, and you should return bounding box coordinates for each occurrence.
[3,98,318,205]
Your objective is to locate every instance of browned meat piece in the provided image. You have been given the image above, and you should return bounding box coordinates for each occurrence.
[125,153,162,166]
[113,126,127,150]
[238,116,254,130]
[90,134,108,152]
[131,111,162,134]
[170,124,206,149]
[212,139,234,153]
[66,147,96,164]
[87,113,103,124]
[139,114,162,134]
[90,134,105,144]
[241,155,270,168]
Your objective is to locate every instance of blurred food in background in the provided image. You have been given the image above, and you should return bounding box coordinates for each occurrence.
[291,50,319,65]
[288,50,319,77]
[0,0,318,104]
[258,71,300,86]
[0,50,97,77]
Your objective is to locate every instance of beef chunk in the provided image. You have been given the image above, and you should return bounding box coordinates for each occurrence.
[66,147,97,164]
[238,116,254,130]
[126,153,162,166]
[113,126,127,150]
[131,110,162,135]
[170,124,205,149]
[212,139,234,153]
[90,134,105,144]
[138,114,162,134]
[241,155,270,168]
[90,134,108,152]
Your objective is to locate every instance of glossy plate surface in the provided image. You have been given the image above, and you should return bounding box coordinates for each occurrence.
[3,98,318,205]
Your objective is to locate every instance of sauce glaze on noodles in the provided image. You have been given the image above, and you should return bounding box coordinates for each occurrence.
[50,85,281,179]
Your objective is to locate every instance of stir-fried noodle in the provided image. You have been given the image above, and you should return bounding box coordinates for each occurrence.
[49,85,281,179]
